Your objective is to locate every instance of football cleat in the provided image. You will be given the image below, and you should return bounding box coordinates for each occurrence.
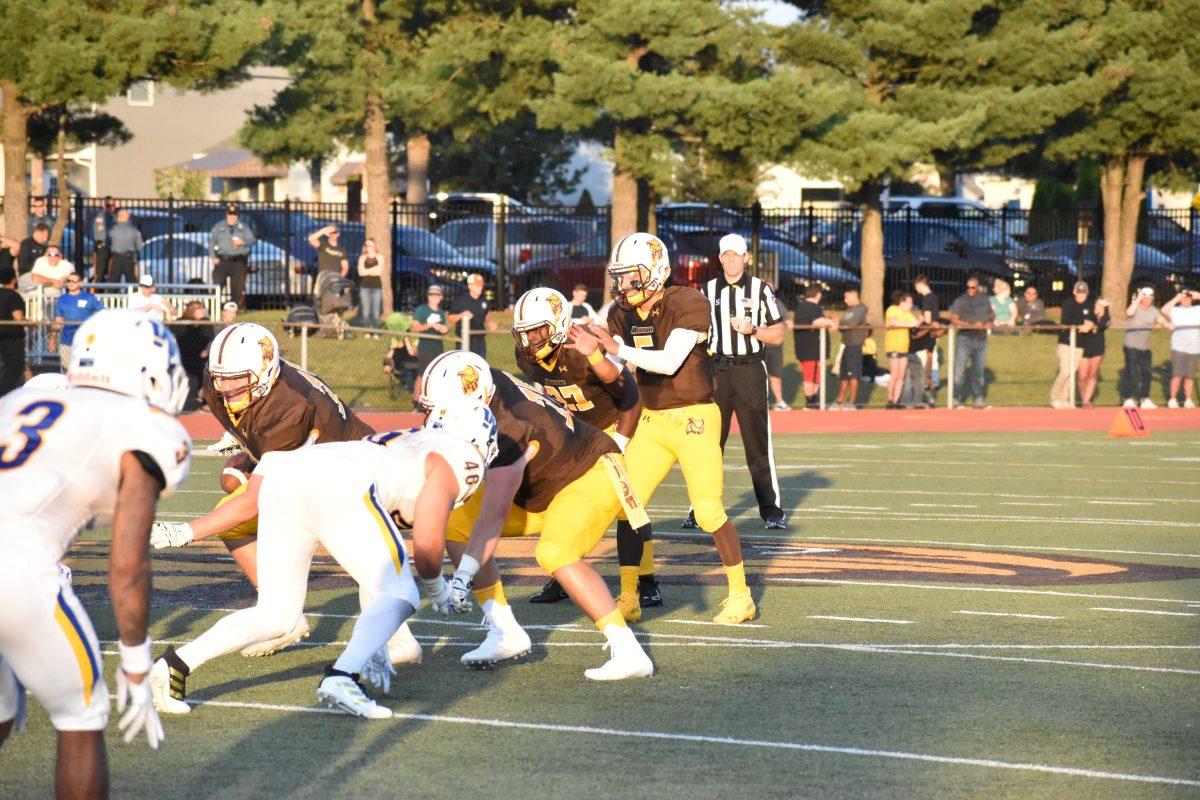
[461,608,531,669]
[616,592,642,624]
[638,576,663,608]
[386,622,422,665]
[150,647,191,715]
[713,593,757,625]
[528,578,569,604]
[764,517,787,530]
[317,668,392,719]
[584,628,653,681]
[240,615,310,657]
[680,511,699,529]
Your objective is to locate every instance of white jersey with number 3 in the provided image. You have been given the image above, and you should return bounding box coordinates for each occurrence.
[0,386,192,560]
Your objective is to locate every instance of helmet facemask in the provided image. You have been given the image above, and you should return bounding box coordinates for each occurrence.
[609,264,657,310]
[210,370,262,413]
[512,321,563,364]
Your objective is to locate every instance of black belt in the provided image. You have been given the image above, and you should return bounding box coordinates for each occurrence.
[711,352,764,366]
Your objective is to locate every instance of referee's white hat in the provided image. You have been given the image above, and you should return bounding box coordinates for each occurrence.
[719,233,748,255]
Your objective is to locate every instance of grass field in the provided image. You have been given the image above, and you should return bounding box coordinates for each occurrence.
[3,431,1200,799]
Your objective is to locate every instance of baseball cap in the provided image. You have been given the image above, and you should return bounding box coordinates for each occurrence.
[719,233,748,256]
[222,301,239,311]
[467,273,484,286]
[427,284,444,295]
[1073,281,1089,293]
[139,273,155,287]
[225,203,239,215]
[1138,286,1154,297]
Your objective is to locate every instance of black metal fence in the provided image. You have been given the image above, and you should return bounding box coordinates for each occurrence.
[7,195,1198,311]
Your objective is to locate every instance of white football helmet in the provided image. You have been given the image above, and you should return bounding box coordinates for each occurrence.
[425,400,499,465]
[24,372,68,390]
[512,287,570,362]
[608,232,671,309]
[67,309,189,415]
[418,350,494,410]
[207,323,281,412]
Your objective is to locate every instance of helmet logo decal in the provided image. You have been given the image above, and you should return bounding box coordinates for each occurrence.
[458,365,480,395]
[647,239,663,265]
[547,293,563,317]
[259,336,275,369]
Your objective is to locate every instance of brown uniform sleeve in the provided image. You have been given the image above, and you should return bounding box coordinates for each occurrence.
[671,288,713,335]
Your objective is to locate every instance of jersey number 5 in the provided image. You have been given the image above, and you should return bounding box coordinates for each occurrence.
[0,401,65,470]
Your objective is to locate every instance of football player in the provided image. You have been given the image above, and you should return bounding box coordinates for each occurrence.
[511,287,652,618]
[583,232,756,624]
[151,402,496,719]
[150,323,421,664]
[420,351,654,680]
[0,310,191,796]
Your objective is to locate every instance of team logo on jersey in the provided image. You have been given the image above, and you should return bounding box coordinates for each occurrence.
[686,417,705,435]
[259,337,275,369]
[458,365,480,395]
[547,294,563,317]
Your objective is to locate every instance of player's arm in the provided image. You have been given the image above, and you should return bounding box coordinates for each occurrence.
[410,453,460,581]
[589,323,703,375]
[153,475,262,548]
[453,451,532,591]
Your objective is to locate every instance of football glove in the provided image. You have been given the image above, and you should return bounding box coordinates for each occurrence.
[206,431,242,457]
[116,641,164,749]
[360,647,395,694]
[448,571,474,614]
[151,521,194,549]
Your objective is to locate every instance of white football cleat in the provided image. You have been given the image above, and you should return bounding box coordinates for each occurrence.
[241,615,310,657]
[461,605,531,669]
[584,627,654,681]
[317,673,392,719]
[386,622,421,665]
[149,658,191,715]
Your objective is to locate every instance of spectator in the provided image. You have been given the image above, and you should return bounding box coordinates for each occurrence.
[447,272,496,358]
[210,204,256,307]
[884,290,920,409]
[173,301,215,411]
[1163,290,1200,408]
[91,196,116,281]
[948,276,994,408]
[1017,285,1048,326]
[30,246,75,297]
[128,273,176,322]
[107,209,144,284]
[0,231,18,277]
[569,283,599,323]
[18,223,50,277]
[28,196,54,234]
[911,275,942,406]
[1121,287,1170,409]
[219,301,239,328]
[834,287,869,410]
[0,268,25,396]
[53,273,104,369]
[411,284,449,398]
[356,238,384,335]
[766,294,789,410]
[990,278,1018,331]
[1052,281,1097,408]
[1076,297,1110,408]
[308,223,349,278]
[382,312,420,396]
[792,284,836,409]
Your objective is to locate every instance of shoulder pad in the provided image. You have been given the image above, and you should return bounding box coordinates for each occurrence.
[134,411,192,498]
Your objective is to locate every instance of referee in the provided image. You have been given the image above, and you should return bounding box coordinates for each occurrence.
[686,233,787,529]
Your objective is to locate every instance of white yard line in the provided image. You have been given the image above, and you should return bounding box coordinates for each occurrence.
[772,578,1200,606]
[808,615,914,625]
[1087,500,1154,506]
[663,619,770,629]
[1091,607,1197,618]
[177,698,1200,788]
[910,503,977,508]
[866,647,1200,677]
[998,502,1061,507]
[956,611,1061,620]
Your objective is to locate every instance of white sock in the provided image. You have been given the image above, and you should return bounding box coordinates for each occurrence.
[334,596,414,675]
[603,624,634,647]
[484,600,518,630]
[176,607,289,671]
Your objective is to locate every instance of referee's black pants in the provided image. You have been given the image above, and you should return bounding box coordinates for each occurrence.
[713,356,782,522]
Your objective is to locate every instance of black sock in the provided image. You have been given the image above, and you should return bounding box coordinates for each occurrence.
[616,519,644,569]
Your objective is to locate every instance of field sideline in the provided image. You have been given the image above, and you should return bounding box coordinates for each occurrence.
[2,430,1199,799]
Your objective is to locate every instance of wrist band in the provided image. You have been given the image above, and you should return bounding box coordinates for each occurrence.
[586,348,604,365]
[456,554,481,581]
[118,640,153,675]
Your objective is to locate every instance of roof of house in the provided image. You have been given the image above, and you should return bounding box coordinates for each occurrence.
[175,146,287,179]
[330,160,364,186]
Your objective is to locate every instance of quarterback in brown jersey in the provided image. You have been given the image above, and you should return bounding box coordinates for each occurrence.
[581,231,756,624]
[511,287,652,616]
[417,350,654,681]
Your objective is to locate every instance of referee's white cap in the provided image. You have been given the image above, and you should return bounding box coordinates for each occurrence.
[719,233,748,255]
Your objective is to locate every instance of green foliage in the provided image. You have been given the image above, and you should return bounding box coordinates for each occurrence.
[26,107,130,157]
[154,167,210,200]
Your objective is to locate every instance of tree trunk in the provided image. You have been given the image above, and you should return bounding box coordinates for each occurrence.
[1099,158,1140,322]
[362,0,393,316]
[1111,154,1146,322]
[2,81,29,244]
[49,112,70,248]
[859,182,885,325]
[406,133,430,208]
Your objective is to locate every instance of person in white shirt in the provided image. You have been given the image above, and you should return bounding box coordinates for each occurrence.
[1163,290,1200,408]
[29,247,75,298]
[128,274,177,322]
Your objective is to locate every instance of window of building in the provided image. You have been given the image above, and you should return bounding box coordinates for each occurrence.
[127,80,154,107]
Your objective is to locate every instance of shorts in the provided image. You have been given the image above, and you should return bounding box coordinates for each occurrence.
[764,346,783,379]
[1171,350,1199,379]
[799,359,820,384]
[0,533,108,731]
[839,345,863,380]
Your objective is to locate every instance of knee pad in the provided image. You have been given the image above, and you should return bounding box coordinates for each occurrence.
[534,538,579,576]
[694,500,728,534]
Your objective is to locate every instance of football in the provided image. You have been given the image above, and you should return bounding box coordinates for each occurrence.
[220,452,254,493]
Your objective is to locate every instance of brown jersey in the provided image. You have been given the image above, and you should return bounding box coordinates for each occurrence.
[203,361,375,462]
[488,368,617,513]
[607,285,714,410]
[514,345,622,431]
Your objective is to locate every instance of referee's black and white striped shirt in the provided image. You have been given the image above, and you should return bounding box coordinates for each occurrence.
[704,273,783,357]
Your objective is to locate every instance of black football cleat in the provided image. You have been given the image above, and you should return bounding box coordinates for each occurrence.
[764,517,788,530]
[638,576,663,608]
[680,511,699,529]
[528,578,569,604]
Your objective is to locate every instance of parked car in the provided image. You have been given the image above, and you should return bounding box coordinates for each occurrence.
[427,192,528,229]
[1029,239,1200,297]
[655,203,790,243]
[139,233,307,297]
[886,195,1028,241]
[841,219,1073,299]
[437,215,596,267]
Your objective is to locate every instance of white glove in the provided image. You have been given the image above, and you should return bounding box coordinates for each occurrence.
[360,647,395,694]
[115,641,164,749]
[151,521,194,549]
[206,431,242,456]
[611,431,630,453]
[448,571,474,614]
